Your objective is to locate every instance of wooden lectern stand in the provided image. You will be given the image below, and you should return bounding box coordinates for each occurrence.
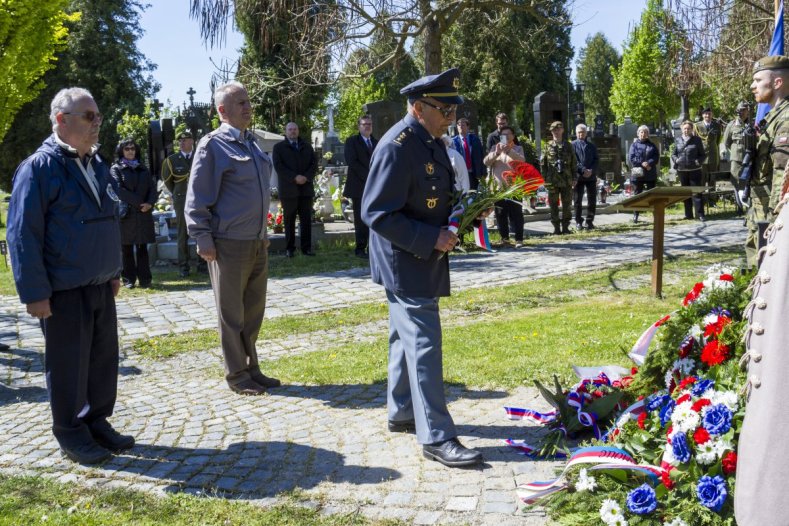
[616,186,707,297]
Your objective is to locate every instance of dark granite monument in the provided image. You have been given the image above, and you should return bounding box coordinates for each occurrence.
[533,91,567,156]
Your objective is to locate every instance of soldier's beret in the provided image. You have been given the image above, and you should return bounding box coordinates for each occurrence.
[753,55,789,73]
[549,121,564,130]
[736,101,751,111]
[177,130,193,140]
[400,68,463,104]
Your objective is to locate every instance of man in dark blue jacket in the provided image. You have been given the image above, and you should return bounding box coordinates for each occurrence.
[571,124,599,229]
[7,87,132,465]
[452,118,484,190]
[363,68,483,468]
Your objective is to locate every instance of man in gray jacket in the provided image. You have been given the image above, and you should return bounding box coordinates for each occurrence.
[185,81,280,395]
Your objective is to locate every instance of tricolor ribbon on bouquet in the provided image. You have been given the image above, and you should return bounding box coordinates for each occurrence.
[504,439,568,459]
[567,390,601,440]
[517,446,665,505]
[600,399,647,442]
[447,194,495,252]
[628,314,671,365]
[504,407,558,424]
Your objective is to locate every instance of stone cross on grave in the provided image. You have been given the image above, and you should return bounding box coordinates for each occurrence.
[187,87,196,106]
[152,99,164,118]
[327,104,337,138]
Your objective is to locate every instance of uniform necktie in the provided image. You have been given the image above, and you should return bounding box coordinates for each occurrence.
[462,137,472,170]
[365,137,373,152]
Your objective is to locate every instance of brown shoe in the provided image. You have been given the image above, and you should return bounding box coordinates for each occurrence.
[250,370,281,388]
[229,379,267,395]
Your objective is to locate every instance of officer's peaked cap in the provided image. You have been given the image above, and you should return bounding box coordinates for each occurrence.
[400,68,464,104]
[177,130,194,140]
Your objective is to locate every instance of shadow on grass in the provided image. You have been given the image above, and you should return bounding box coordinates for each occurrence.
[111,441,400,498]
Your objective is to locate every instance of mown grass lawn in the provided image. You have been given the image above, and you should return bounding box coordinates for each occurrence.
[0,475,400,526]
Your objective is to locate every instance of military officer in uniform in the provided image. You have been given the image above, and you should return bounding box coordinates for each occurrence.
[540,121,576,235]
[722,101,755,215]
[746,55,789,269]
[694,107,722,193]
[362,68,483,468]
[162,130,197,277]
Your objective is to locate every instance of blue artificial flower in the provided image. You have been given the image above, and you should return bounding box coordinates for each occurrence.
[697,475,728,512]
[691,379,715,397]
[672,432,691,463]
[646,394,669,413]
[703,404,733,436]
[626,483,658,515]
[710,307,731,318]
[659,398,676,427]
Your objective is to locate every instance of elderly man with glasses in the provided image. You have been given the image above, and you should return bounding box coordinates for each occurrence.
[7,87,133,465]
[362,68,483,468]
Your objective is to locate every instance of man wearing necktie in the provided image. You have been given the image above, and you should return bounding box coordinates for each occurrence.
[694,107,721,195]
[451,118,483,190]
[162,130,197,277]
[273,122,318,257]
[343,114,377,258]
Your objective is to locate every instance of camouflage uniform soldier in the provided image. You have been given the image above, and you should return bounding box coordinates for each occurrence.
[540,121,576,235]
[162,131,196,277]
[722,101,755,214]
[745,55,789,268]
[694,108,722,190]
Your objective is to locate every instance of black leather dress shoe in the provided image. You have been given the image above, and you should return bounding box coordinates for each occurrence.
[422,438,483,467]
[229,378,267,395]
[388,419,416,433]
[90,420,135,451]
[250,370,281,388]
[60,441,112,464]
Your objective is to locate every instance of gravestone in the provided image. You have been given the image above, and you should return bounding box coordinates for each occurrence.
[533,91,567,156]
[321,104,344,165]
[593,114,605,137]
[618,116,638,159]
[591,136,623,185]
[454,100,479,133]
[364,100,405,137]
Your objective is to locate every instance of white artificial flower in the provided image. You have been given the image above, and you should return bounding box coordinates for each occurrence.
[711,390,739,412]
[609,515,629,526]
[662,445,678,467]
[702,313,719,326]
[664,518,689,526]
[665,370,676,391]
[575,468,598,492]
[701,388,716,402]
[714,438,734,456]
[687,325,703,340]
[705,264,736,279]
[695,441,718,465]
[600,499,623,524]
[671,401,700,433]
[672,358,696,376]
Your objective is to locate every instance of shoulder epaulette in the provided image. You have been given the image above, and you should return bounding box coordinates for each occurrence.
[392,127,414,146]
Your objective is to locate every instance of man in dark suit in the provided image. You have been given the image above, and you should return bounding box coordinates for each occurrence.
[343,114,377,258]
[452,118,483,190]
[273,122,318,257]
[362,68,483,468]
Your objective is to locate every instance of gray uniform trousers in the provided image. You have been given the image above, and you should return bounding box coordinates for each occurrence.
[207,238,269,386]
[386,290,457,445]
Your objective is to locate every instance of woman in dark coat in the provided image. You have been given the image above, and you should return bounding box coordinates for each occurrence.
[628,125,660,223]
[671,120,707,221]
[111,139,157,288]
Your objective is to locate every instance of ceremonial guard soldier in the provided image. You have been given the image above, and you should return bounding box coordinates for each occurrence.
[162,130,197,276]
[362,68,483,467]
[744,55,789,268]
[540,121,576,234]
[722,101,755,214]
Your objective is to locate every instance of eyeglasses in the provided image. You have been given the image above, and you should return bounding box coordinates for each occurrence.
[123,146,136,151]
[419,100,457,118]
[63,111,103,123]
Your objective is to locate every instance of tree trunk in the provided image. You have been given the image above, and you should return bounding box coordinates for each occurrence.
[422,1,442,74]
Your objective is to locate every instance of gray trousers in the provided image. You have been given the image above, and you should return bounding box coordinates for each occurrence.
[207,238,269,385]
[386,290,457,445]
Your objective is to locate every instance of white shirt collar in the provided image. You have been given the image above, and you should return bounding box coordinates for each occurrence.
[54,133,100,158]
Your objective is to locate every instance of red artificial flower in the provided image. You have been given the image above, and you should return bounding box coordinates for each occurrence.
[701,340,731,366]
[608,428,620,441]
[722,451,738,475]
[679,337,696,359]
[637,395,645,401]
[676,393,691,405]
[719,274,734,282]
[661,470,675,490]
[631,367,639,375]
[692,398,712,412]
[683,282,705,306]
[678,376,697,390]
[694,427,711,445]
[704,316,732,338]
[637,411,647,429]
[592,390,604,398]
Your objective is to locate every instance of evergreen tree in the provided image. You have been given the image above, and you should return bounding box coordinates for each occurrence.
[0,0,159,190]
[575,33,621,126]
[609,0,675,125]
[0,0,77,141]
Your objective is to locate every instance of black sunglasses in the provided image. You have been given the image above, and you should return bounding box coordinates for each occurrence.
[63,111,103,123]
[419,100,458,118]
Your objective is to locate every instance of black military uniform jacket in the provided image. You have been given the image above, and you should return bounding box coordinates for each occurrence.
[343,133,377,200]
[362,113,454,298]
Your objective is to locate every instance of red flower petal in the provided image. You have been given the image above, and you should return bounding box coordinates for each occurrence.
[694,427,710,445]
